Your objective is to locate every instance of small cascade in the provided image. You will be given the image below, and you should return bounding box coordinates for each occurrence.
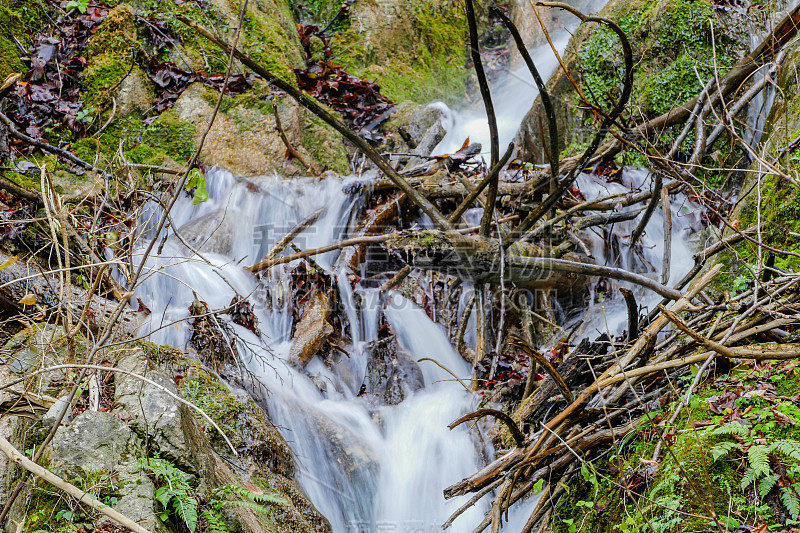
[128,0,711,530]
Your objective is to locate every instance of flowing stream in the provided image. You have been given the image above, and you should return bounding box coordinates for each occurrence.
[129,2,710,530]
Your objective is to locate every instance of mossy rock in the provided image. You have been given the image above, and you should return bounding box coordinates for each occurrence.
[326,0,479,105]
[516,0,752,163]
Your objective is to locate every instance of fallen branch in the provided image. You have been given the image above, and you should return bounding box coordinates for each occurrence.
[507,335,573,402]
[659,305,800,360]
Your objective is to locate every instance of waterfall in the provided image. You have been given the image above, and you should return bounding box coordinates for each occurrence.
[130,1,708,530]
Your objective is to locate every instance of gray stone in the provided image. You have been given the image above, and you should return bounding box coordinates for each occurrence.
[114,352,190,466]
[41,397,73,427]
[115,474,159,532]
[50,411,142,475]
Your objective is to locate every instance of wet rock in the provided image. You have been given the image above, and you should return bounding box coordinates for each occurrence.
[289,291,333,368]
[173,208,233,256]
[365,338,424,405]
[380,103,447,172]
[114,352,189,467]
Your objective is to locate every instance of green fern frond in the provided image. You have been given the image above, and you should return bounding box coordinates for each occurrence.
[140,456,198,533]
[202,509,230,533]
[771,439,800,462]
[782,486,800,520]
[759,474,778,497]
[218,485,288,507]
[741,467,762,491]
[706,424,749,438]
[748,445,771,477]
[710,441,741,462]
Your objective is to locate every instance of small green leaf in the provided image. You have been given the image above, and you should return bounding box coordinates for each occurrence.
[186,168,209,204]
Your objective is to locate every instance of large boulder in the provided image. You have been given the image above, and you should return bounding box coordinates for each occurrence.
[49,410,143,475]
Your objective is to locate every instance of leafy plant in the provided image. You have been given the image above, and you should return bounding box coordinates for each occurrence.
[137,455,198,532]
[139,454,287,533]
[707,423,800,520]
[65,0,89,14]
[207,484,288,531]
[186,168,209,204]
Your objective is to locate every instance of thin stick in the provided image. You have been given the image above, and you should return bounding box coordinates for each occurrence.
[449,408,526,447]
[417,358,471,392]
[463,0,500,237]
[661,186,673,285]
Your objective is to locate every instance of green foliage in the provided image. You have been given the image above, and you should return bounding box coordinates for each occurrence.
[186,168,209,204]
[138,453,286,533]
[65,0,88,14]
[138,455,198,532]
[203,509,230,533]
[706,413,800,521]
[577,25,626,112]
[290,0,350,31]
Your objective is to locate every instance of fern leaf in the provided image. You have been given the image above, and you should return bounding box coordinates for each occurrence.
[771,439,800,462]
[741,467,761,491]
[173,495,198,533]
[202,509,230,533]
[759,474,778,497]
[711,441,741,462]
[707,424,749,438]
[748,445,771,477]
[782,487,800,520]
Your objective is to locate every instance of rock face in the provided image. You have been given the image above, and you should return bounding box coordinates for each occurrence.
[114,352,190,467]
[0,322,329,533]
[49,410,160,532]
[170,84,349,177]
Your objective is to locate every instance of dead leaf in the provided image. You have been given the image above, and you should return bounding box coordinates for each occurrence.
[18,294,36,305]
[0,256,17,271]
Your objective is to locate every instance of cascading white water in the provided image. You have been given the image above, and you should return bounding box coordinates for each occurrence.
[128,2,710,530]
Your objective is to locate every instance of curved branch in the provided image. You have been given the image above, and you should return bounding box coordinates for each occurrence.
[449,408,526,447]
[464,0,500,235]
[505,2,634,246]
[509,255,682,300]
[629,173,662,248]
[507,335,573,402]
[619,288,639,343]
